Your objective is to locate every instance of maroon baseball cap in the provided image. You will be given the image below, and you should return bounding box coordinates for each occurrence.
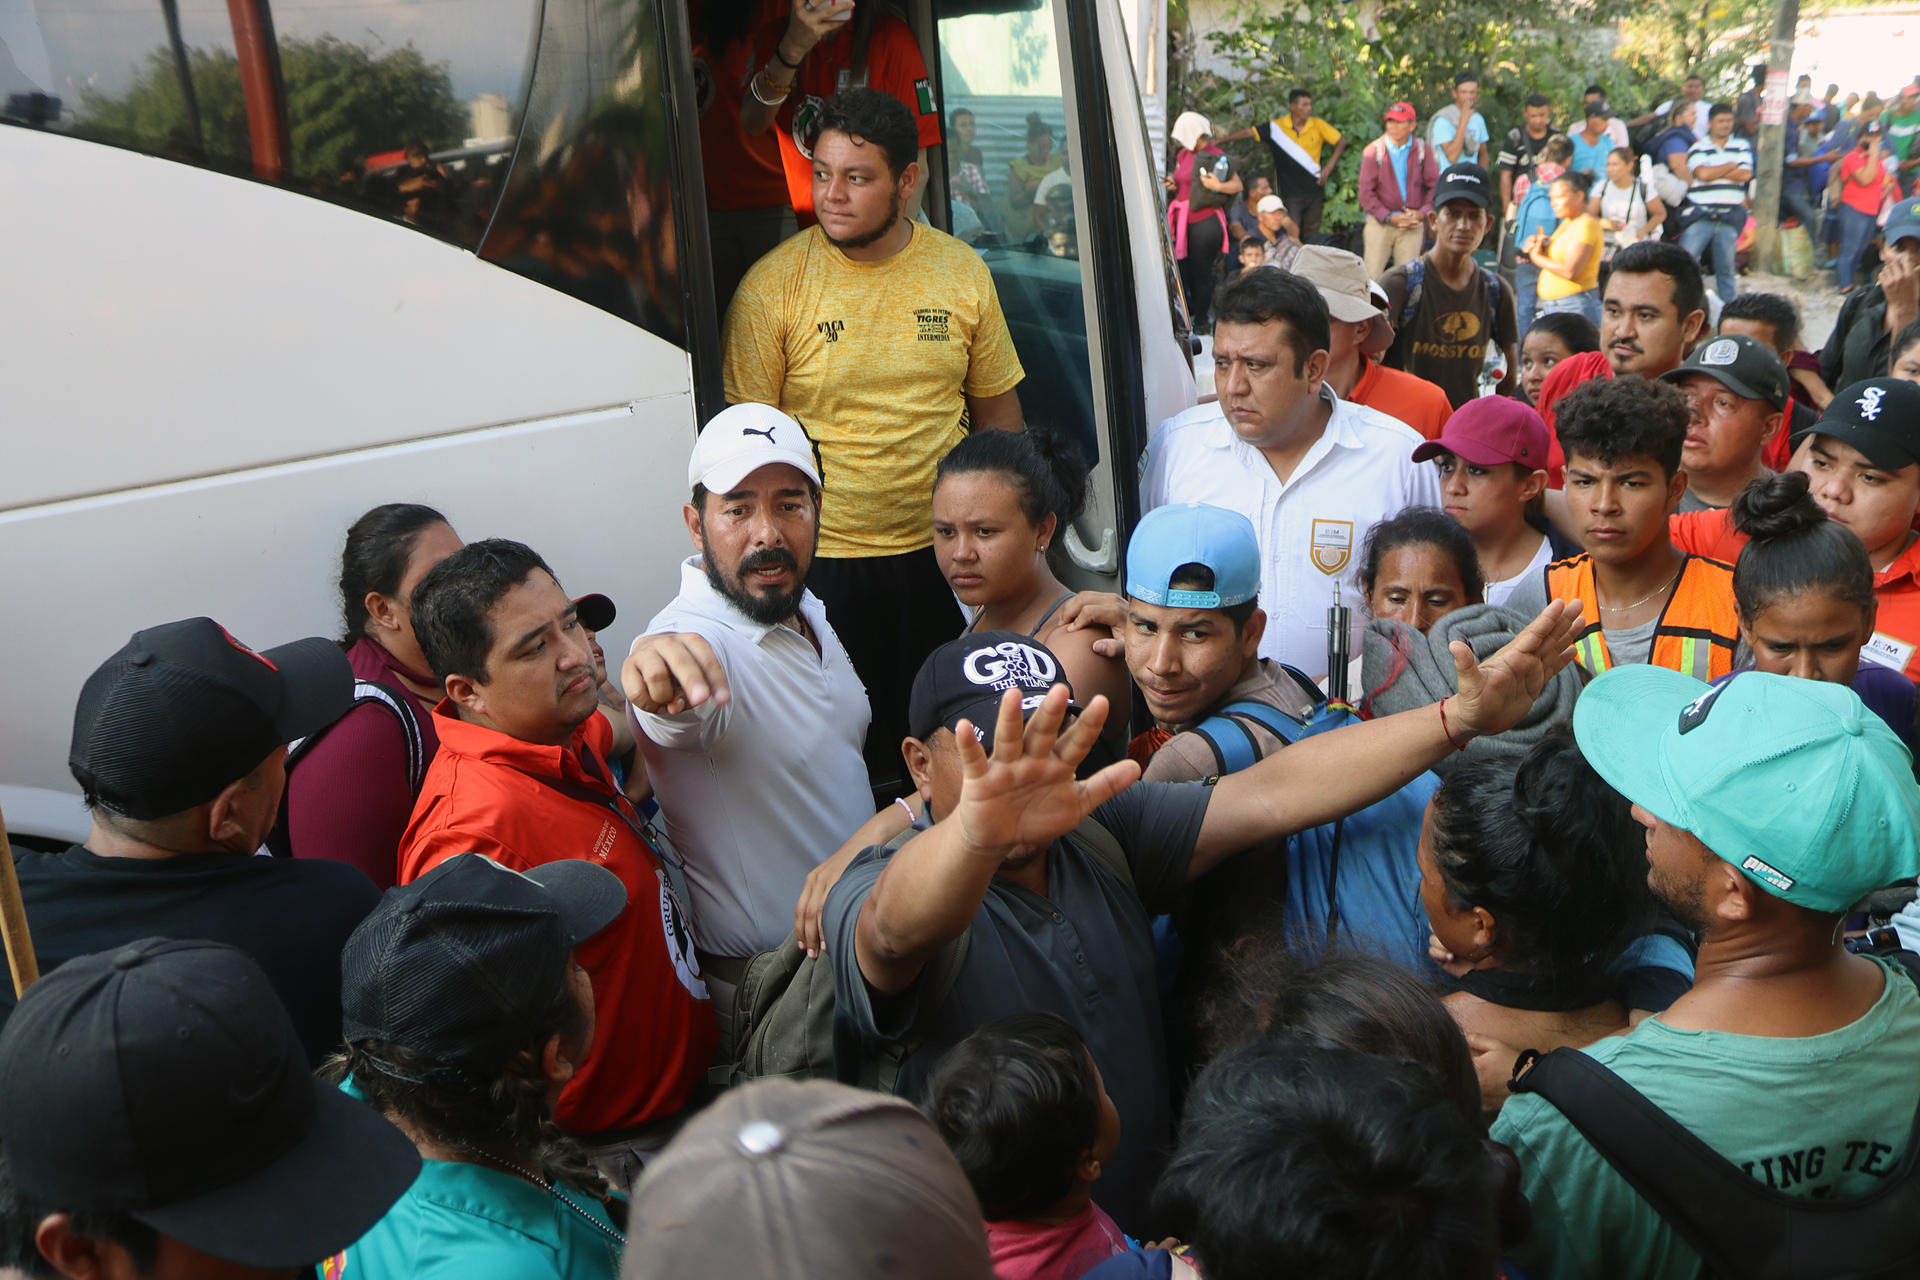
[1412,397,1551,470]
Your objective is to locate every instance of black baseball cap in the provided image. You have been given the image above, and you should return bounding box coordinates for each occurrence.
[0,938,420,1269]
[908,631,1078,749]
[1660,333,1791,410]
[574,593,618,632]
[342,853,627,1069]
[1433,163,1492,210]
[1886,196,1920,247]
[69,618,352,819]
[1791,378,1920,471]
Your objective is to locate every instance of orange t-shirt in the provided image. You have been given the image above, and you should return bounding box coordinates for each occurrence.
[773,14,942,220]
[1351,356,1453,440]
[399,707,717,1135]
[1669,508,1748,564]
[693,0,790,211]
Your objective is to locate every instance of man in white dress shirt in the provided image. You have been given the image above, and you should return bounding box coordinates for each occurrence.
[1141,268,1442,677]
[622,404,873,1021]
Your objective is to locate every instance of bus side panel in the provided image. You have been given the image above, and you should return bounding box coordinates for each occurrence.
[1,128,692,508]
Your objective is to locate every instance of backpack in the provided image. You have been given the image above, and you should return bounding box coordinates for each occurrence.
[1397,256,1504,334]
[724,816,1134,1092]
[1506,951,1920,1279]
[267,678,427,857]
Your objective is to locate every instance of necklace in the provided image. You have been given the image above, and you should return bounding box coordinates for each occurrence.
[1598,564,1683,613]
[476,1153,627,1248]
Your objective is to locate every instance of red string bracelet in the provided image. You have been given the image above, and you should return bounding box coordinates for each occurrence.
[1438,696,1470,752]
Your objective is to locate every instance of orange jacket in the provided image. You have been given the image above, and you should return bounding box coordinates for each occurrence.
[1351,356,1452,439]
[1863,537,1920,681]
[400,706,716,1135]
[1546,552,1740,681]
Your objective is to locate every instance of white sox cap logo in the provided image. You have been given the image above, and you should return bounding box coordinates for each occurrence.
[962,641,1060,691]
[1858,386,1887,421]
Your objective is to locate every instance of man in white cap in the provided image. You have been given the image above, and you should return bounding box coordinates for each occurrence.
[622,404,875,1020]
[1289,245,1452,439]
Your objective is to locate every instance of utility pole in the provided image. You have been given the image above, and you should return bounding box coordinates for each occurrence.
[1749,0,1801,273]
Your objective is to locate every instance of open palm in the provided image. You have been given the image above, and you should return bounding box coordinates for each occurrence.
[949,687,1141,860]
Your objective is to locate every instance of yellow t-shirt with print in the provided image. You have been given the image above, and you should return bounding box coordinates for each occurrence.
[722,222,1025,559]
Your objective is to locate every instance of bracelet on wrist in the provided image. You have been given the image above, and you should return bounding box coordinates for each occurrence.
[1438,696,1472,753]
[749,68,790,107]
[774,43,803,70]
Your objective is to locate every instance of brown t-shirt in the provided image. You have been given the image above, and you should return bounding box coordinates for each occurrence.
[1379,257,1519,410]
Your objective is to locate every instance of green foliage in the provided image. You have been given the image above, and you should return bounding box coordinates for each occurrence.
[1612,0,1831,104]
[76,35,465,182]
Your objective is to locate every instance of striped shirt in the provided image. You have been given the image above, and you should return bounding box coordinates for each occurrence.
[1684,135,1753,205]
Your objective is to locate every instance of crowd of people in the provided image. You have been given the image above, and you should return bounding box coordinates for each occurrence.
[6,61,1920,1280]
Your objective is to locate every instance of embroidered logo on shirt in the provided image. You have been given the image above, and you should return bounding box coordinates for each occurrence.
[914,308,953,341]
[1858,386,1887,421]
[1310,518,1354,575]
[816,319,846,343]
[915,76,934,115]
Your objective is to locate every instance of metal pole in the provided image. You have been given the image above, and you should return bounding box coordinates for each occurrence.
[1750,0,1801,273]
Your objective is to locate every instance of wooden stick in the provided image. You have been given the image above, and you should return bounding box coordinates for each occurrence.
[0,804,40,997]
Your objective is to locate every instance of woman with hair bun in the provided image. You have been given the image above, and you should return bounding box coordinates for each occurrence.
[931,429,1131,752]
[1729,471,1916,749]
[1419,736,1692,1114]
[275,503,463,886]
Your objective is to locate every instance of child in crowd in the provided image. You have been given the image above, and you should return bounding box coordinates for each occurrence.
[1413,398,1573,607]
[926,1013,1128,1280]
[1728,471,1916,751]
[1509,376,1741,679]
[1516,310,1598,406]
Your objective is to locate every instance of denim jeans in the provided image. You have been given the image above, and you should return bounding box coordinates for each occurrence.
[1679,212,1741,304]
[1834,203,1880,290]
[1514,261,1541,336]
[1539,290,1602,327]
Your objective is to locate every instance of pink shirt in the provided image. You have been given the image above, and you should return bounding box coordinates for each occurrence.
[986,1203,1130,1280]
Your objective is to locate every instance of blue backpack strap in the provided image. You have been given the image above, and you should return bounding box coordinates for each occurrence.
[1483,266,1503,315]
[1189,696,1314,775]
[1399,256,1426,329]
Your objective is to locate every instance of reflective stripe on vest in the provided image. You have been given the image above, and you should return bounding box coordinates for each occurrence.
[1544,554,1740,681]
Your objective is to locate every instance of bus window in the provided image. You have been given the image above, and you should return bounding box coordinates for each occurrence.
[934,0,1097,468]
[2,0,536,247]
[477,0,689,346]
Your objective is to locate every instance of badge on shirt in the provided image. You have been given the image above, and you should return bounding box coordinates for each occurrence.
[1862,632,1915,674]
[1310,518,1353,575]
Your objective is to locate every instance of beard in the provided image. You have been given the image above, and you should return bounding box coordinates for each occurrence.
[705,546,808,626]
[1648,865,1712,936]
[821,193,903,251]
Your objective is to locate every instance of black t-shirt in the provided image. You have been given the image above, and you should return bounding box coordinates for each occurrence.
[825,782,1212,1234]
[0,846,380,1064]
[1378,257,1519,409]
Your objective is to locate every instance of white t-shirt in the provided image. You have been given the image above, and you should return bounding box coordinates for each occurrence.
[1592,175,1658,246]
[1141,387,1443,676]
[1484,533,1555,607]
[1655,98,1714,138]
[631,558,874,958]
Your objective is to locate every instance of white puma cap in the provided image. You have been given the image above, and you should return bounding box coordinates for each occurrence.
[689,403,822,494]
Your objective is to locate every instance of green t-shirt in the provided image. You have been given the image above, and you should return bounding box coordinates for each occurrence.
[1885,105,1920,163]
[1493,957,1920,1280]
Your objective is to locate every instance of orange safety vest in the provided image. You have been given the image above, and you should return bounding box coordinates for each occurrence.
[1544,553,1741,681]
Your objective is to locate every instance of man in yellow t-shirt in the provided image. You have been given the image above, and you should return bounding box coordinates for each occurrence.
[723,87,1025,788]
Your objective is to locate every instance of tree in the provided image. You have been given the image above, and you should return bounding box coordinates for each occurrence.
[76,35,465,184]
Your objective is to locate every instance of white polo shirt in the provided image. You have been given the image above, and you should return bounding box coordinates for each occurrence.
[630,558,874,958]
[1140,387,1442,677]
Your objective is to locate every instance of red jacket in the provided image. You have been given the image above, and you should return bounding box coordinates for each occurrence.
[1358,135,1440,222]
[399,706,716,1135]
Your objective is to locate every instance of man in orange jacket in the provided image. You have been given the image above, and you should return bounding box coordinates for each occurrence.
[400,539,717,1188]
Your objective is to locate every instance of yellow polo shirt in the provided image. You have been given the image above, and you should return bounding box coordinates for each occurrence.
[722,223,1025,559]
[1279,115,1342,165]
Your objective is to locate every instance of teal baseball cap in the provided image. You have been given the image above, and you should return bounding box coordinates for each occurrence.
[1573,667,1920,913]
[1127,504,1261,609]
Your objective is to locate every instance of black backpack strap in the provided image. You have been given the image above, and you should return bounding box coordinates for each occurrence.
[286,678,427,791]
[1508,1048,1777,1276]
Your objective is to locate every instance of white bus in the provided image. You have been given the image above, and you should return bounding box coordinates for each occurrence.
[0,0,1193,844]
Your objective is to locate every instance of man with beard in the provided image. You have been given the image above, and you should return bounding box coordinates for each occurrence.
[621,405,874,1020]
[399,540,716,1186]
[724,87,1025,792]
[1494,668,1920,1278]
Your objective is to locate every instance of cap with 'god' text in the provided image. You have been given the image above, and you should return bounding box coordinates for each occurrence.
[1573,667,1920,912]
[908,631,1077,751]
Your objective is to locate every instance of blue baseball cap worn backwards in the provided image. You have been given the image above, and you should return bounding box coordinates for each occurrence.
[1573,667,1920,913]
[1127,504,1261,610]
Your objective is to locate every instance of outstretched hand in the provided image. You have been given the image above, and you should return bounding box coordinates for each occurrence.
[948,685,1141,861]
[1448,598,1584,739]
[622,632,729,716]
